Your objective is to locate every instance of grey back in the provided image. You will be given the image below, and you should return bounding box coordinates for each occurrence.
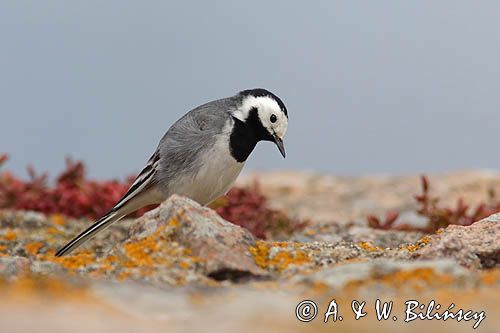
[155,96,240,191]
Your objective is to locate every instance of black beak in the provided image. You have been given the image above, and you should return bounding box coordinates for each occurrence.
[272,134,286,158]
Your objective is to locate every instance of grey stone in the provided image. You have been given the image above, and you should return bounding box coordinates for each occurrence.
[414,215,500,269]
[123,195,267,279]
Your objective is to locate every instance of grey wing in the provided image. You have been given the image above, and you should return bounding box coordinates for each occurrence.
[155,97,237,188]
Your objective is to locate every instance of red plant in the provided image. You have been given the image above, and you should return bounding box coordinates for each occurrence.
[367,211,400,230]
[0,155,305,239]
[210,183,308,239]
[368,175,500,233]
[0,157,136,219]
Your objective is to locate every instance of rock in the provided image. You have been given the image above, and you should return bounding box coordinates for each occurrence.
[2,171,500,332]
[292,223,423,248]
[301,258,471,290]
[122,195,267,279]
[414,215,500,269]
[344,226,423,248]
[0,256,30,279]
[1,198,499,332]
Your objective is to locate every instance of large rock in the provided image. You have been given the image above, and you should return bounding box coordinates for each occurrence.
[122,195,267,279]
[414,215,500,269]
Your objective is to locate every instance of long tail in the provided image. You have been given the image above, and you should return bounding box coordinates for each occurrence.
[55,149,163,257]
[55,209,124,257]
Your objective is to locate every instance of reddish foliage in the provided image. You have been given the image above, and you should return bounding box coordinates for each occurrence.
[367,211,400,230]
[210,183,308,239]
[368,175,500,233]
[0,155,306,239]
[0,157,139,219]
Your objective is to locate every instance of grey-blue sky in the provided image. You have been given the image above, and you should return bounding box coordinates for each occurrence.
[1,1,500,179]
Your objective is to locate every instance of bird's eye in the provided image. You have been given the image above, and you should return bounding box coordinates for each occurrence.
[270,114,277,123]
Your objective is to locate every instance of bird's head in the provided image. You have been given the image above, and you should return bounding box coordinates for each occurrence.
[232,88,288,158]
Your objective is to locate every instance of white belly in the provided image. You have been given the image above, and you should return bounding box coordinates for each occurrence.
[173,129,244,205]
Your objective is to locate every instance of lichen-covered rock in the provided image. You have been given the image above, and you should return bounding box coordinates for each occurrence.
[294,223,423,248]
[301,258,471,291]
[2,172,500,332]
[414,215,500,269]
[0,204,499,332]
[122,195,267,279]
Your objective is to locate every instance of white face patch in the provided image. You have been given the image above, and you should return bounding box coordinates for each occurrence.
[232,95,288,139]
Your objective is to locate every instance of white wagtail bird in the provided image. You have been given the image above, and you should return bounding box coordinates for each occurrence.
[55,88,288,256]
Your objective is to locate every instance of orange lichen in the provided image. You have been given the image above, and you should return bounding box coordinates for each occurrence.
[403,244,420,252]
[249,241,310,271]
[3,230,17,241]
[27,222,200,285]
[25,242,44,256]
[122,227,166,267]
[102,255,118,265]
[168,217,179,227]
[179,261,191,269]
[401,235,432,252]
[50,250,96,270]
[345,268,455,292]
[419,236,431,244]
[272,251,309,271]
[43,248,130,278]
[51,214,66,226]
[270,242,292,248]
[47,227,63,235]
[0,221,201,286]
[358,242,383,252]
[249,241,270,268]
[93,255,118,274]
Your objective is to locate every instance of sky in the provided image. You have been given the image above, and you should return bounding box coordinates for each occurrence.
[1,1,500,179]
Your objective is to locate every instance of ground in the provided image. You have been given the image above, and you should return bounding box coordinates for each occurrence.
[0,172,499,333]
